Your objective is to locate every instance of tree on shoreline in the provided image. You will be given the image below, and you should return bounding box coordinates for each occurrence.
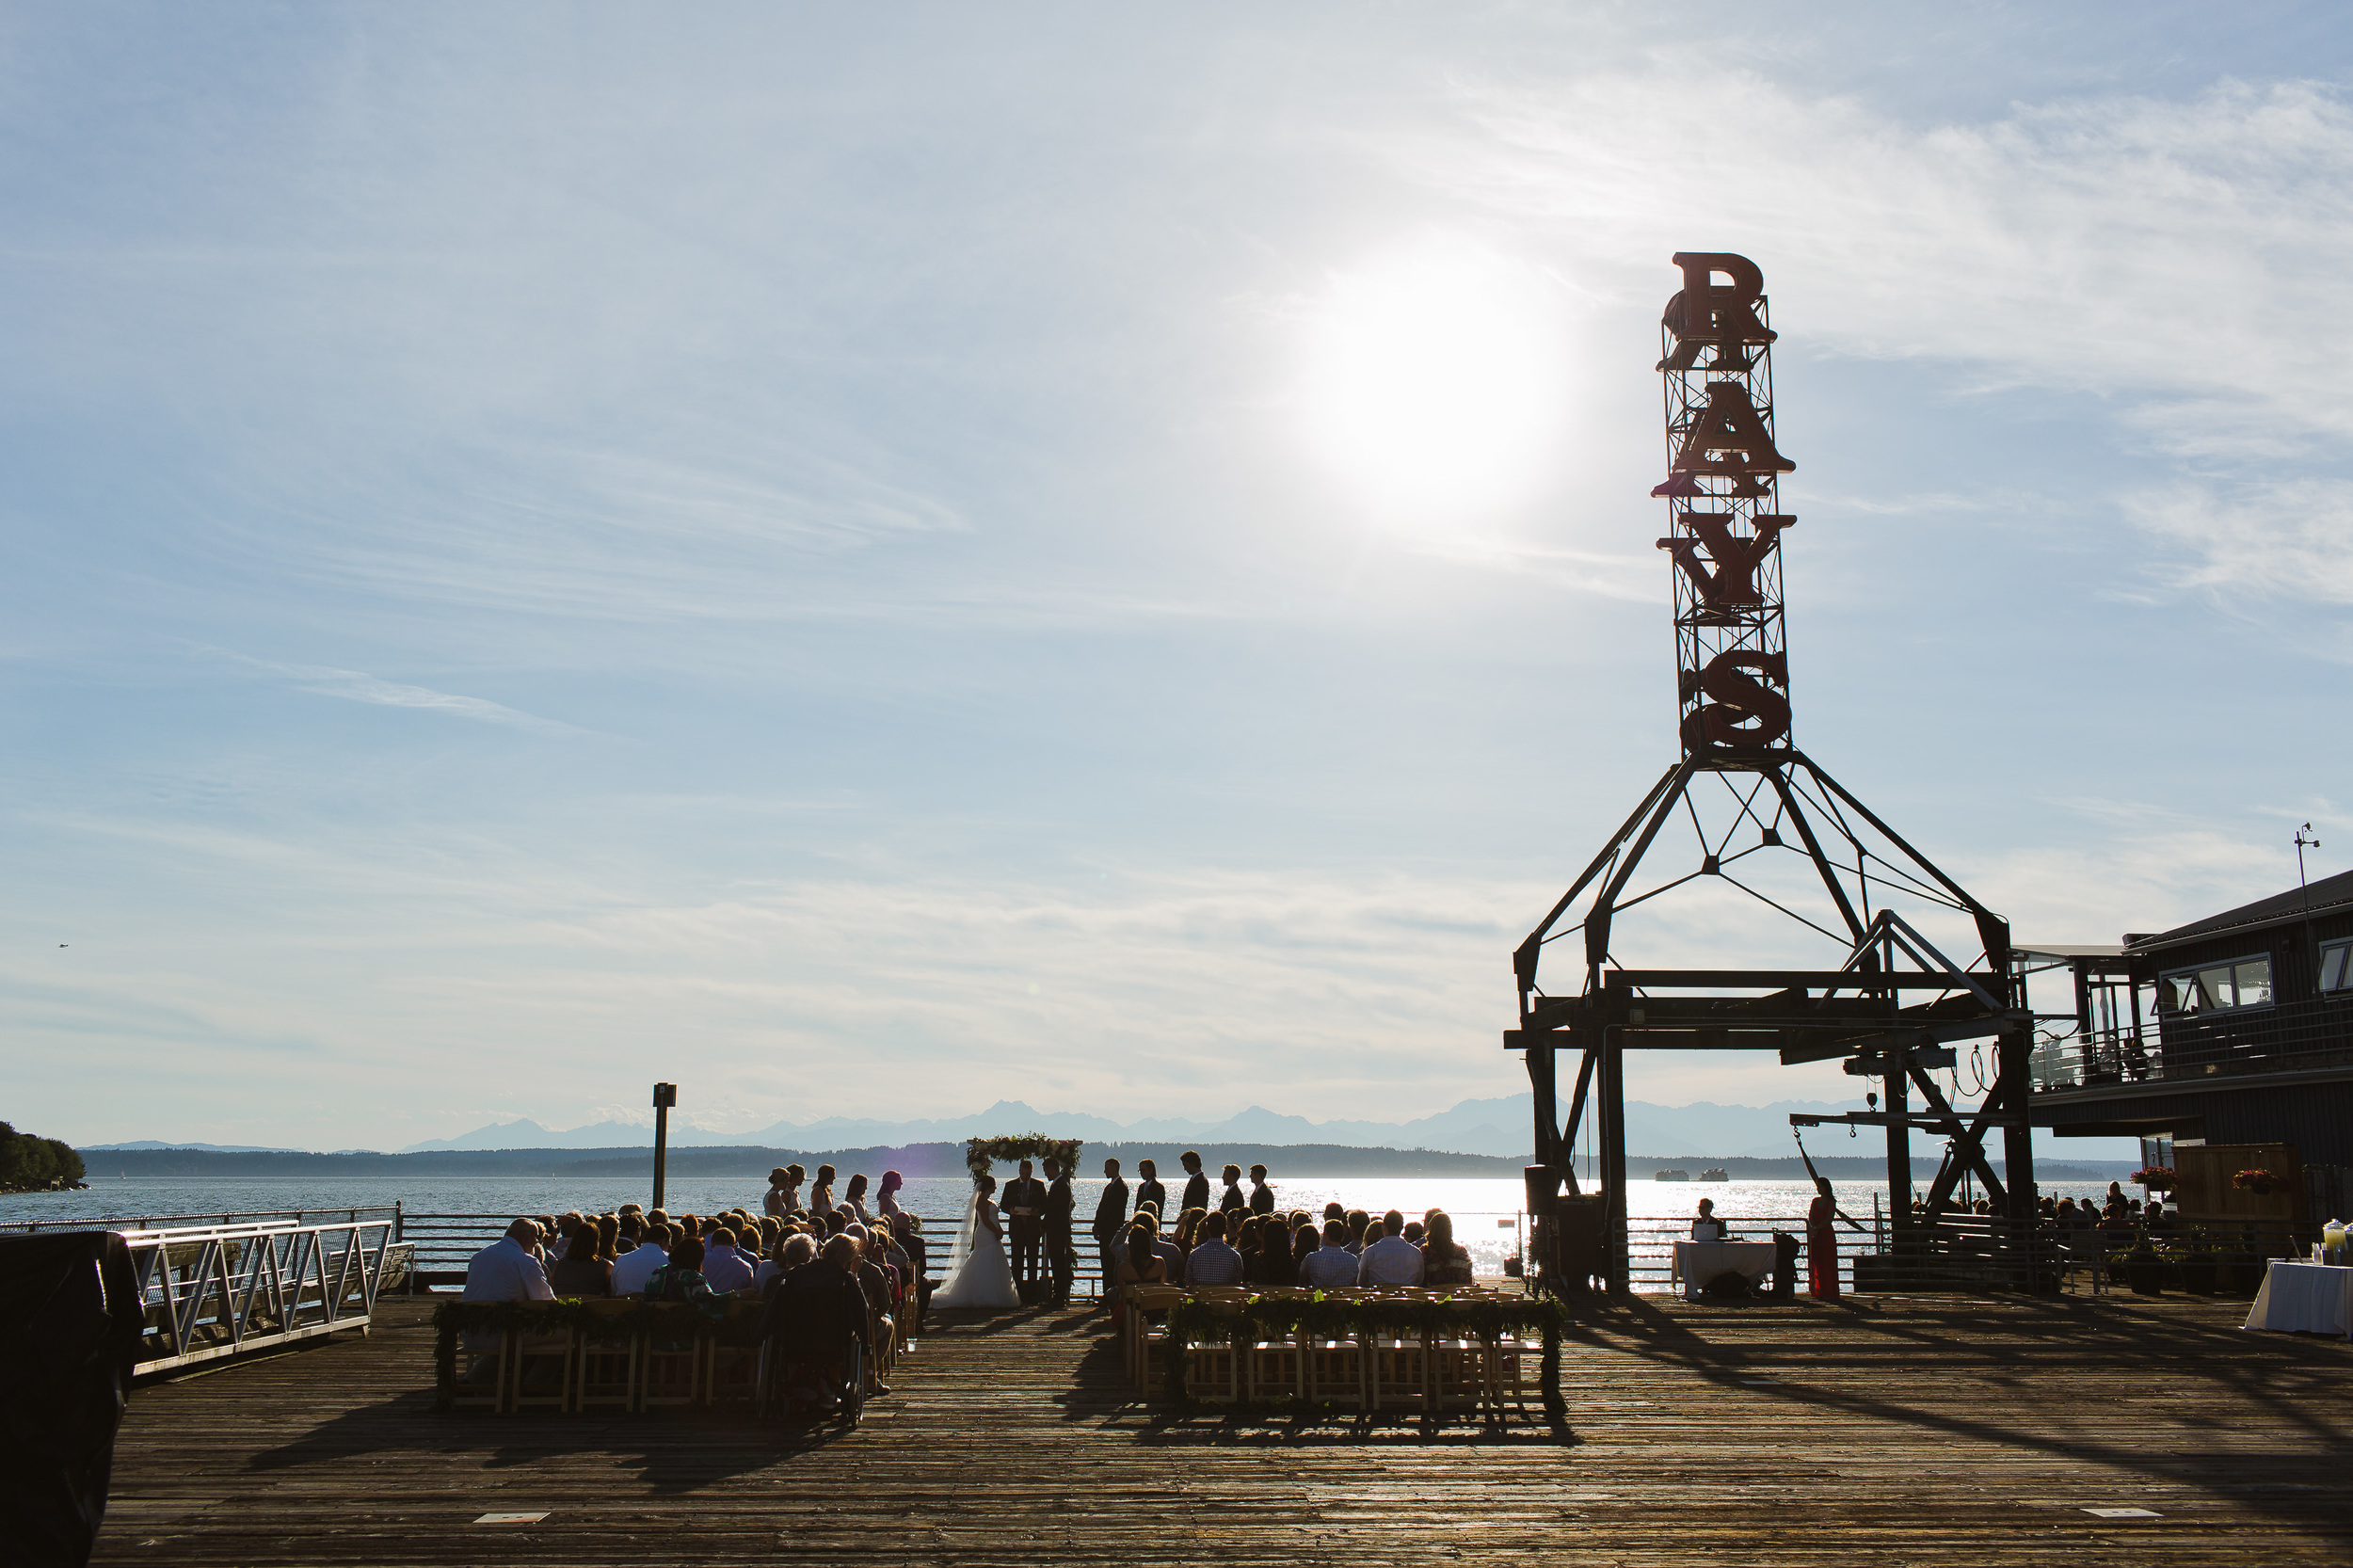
[0,1122,86,1191]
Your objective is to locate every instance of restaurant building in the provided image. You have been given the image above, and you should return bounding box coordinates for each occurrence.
[2034,869,2353,1218]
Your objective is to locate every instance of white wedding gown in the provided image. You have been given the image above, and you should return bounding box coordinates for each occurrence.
[931,1192,1021,1310]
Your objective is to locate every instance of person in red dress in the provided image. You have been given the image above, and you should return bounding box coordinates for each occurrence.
[1806,1176,1860,1299]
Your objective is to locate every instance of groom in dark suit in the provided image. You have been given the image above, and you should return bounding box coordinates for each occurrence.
[1002,1160,1047,1290]
[1042,1159,1076,1307]
[1090,1157,1129,1306]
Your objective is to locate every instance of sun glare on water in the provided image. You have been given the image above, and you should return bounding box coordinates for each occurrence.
[1298,236,1575,523]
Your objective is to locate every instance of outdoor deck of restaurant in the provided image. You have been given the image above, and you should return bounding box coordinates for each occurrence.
[97,1289,2353,1565]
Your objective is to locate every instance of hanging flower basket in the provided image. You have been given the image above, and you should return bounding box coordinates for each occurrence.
[2131,1167,2175,1191]
[2232,1168,2281,1195]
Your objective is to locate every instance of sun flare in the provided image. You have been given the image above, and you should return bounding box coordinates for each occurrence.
[1298,237,1575,521]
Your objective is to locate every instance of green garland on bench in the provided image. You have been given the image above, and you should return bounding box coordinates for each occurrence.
[431,1299,760,1396]
[1156,1292,1566,1416]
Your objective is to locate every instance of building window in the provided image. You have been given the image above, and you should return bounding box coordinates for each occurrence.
[2321,941,2353,994]
[2157,954,2272,1014]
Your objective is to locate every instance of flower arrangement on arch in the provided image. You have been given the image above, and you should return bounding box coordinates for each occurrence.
[2232,1167,2281,1193]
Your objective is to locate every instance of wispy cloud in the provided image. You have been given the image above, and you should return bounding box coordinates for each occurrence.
[212,650,580,732]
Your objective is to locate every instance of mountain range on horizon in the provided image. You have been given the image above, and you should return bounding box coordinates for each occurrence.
[87,1094,1884,1160]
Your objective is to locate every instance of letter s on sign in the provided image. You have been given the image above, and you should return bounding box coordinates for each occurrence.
[1689,650,1790,749]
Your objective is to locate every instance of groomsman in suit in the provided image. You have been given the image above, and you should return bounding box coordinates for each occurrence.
[1043,1159,1076,1307]
[1178,1151,1211,1217]
[1133,1160,1166,1222]
[1248,1163,1276,1215]
[1002,1160,1048,1288]
[1091,1158,1130,1304]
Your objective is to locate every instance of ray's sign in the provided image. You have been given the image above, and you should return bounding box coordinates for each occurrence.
[1652,251,1796,753]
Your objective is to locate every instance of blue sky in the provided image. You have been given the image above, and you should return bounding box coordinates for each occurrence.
[6,4,2352,1150]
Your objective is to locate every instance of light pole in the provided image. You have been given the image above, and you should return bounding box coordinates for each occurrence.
[651,1081,678,1210]
[2297,824,2321,992]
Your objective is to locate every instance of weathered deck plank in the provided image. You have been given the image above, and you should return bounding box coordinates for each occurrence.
[94,1291,2353,1565]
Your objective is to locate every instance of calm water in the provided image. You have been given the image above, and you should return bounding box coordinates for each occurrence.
[3,1172,2120,1287]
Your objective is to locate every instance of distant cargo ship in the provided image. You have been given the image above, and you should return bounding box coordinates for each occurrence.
[1700,1167,1728,1181]
[1653,1168,1689,1181]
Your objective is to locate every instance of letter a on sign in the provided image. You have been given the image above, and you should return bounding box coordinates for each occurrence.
[1671,383,1794,481]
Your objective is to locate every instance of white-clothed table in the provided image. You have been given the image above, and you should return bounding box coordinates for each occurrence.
[2244,1260,2353,1339]
[1671,1240,1779,1300]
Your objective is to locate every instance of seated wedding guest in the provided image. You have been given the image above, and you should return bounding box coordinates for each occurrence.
[548,1218,615,1297]
[759,1233,819,1294]
[1249,1216,1293,1286]
[611,1222,673,1295]
[845,1226,893,1321]
[761,1234,872,1414]
[456,1219,554,1382]
[1133,1159,1166,1220]
[1291,1221,1318,1275]
[1357,1210,1425,1286]
[596,1212,620,1259]
[844,1173,873,1223]
[702,1225,758,1293]
[546,1210,585,1259]
[1691,1198,1726,1242]
[1401,1220,1425,1244]
[1323,1202,1346,1225]
[809,1164,838,1215]
[1218,1164,1247,1213]
[463,1219,556,1304]
[644,1237,716,1303]
[1300,1220,1359,1288]
[877,1170,907,1221]
[1247,1164,1275,1214]
[1182,1211,1246,1288]
[1118,1220,1171,1286]
[876,1224,914,1299]
[1345,1208,1372,1252]
[1173,1208,1205,1255]
[1420,1211,1474,1287]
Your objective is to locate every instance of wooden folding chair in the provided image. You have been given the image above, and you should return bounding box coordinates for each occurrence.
[508,1328,577,1414]
[639,1316,706,1410]
[446,1328,511,1413]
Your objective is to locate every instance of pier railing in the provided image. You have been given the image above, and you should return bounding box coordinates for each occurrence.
[2,1203,402,1235]
[120,1216,406,1374]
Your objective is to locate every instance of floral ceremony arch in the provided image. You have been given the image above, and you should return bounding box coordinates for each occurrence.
[962,1133,1084,1184]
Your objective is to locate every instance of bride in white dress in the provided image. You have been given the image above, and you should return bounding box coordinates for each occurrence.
[931,1173,1021,1310]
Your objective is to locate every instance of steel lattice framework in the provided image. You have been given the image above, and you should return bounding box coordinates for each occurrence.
[1509,253,2044,1297]
[1653,253,1794,758]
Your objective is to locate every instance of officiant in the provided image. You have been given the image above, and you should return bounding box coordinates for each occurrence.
[1043,1158,1076,1307]
[1002,1160,1048,1288]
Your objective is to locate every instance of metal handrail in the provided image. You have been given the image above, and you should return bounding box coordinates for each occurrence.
[117,1217,405,1374]
[1,1204,400,1235]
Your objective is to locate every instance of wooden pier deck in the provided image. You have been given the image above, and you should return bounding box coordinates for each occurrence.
[97,1290,2353,1566]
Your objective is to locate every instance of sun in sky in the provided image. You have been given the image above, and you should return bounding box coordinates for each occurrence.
[1295,234,1578,525]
